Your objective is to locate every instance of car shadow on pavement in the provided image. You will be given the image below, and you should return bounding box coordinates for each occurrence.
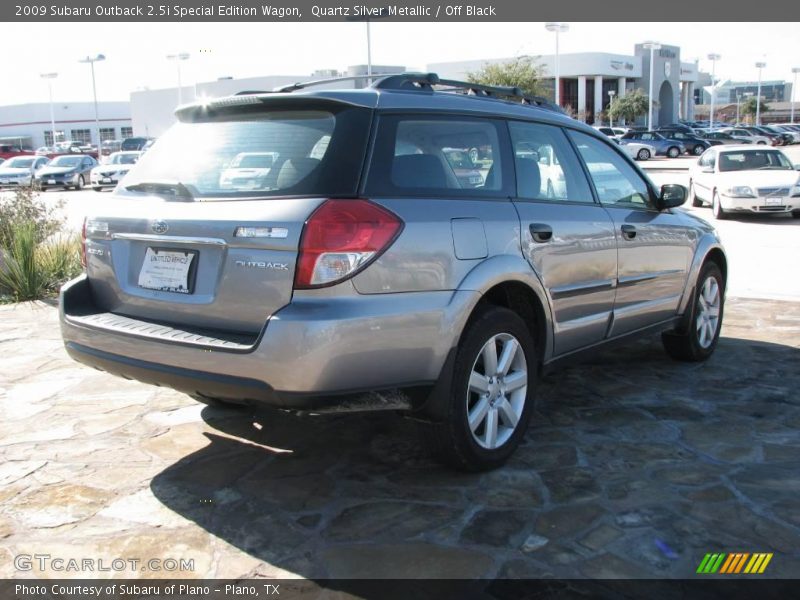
[150,332,800,581]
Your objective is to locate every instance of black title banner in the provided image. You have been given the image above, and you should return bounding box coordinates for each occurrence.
[4,0,800,21]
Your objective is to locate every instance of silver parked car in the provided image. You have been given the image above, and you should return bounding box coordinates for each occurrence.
[60,73,728,470]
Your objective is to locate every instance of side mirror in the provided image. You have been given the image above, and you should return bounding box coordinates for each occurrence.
[658,184,686,210]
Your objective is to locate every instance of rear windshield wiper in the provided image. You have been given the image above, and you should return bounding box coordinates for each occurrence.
[124,180,195,200]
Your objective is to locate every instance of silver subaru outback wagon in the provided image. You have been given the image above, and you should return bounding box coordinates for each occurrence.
[60,73,727,470]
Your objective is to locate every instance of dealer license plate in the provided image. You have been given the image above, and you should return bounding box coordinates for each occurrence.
[47,179,56,184]
[138,248,196,294]
[765,197,783,206]
[102,177,112,183]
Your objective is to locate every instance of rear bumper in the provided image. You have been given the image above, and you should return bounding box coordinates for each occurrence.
[59,274,476,408]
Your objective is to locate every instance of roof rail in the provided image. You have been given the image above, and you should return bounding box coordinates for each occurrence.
[274,74,379,93]
[261,71,564,114]
[371,72,565,114]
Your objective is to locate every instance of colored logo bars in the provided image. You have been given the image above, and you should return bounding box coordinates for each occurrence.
[696,552,773,574]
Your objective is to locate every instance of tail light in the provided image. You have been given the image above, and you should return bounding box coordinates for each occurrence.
[294,199,403,289]
[80,217,87,268]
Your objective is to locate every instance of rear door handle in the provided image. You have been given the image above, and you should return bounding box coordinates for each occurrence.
[621,224,637,240]
[529,223,553,243]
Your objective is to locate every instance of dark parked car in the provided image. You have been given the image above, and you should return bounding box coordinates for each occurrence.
[619,131,686,157]
[743,126,786,146]
[655,129,711,156]
[120,137,153,151]
[34,154,97,190]
[443,148,484,188]
[698,131,753,145]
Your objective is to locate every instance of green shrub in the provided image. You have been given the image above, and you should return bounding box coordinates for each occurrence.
[0,186,78,301]
[0,185,64,250]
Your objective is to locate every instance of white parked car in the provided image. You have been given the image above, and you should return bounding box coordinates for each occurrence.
[619,141,657,161]
[688,145,800,219]
[219,151,278,190]
[90,151,143,191]
[0,155,49,188]
[718,128,772,146]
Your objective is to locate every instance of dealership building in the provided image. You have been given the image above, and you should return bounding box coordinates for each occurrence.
[0,102,131,149]
[429,42,701,126]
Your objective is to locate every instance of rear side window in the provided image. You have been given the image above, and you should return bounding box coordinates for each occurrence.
[366,115,509,197]
[508,121,593,203]
[122,108,370,199]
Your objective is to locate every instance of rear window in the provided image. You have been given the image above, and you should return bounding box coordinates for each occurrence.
[122,108,368,199]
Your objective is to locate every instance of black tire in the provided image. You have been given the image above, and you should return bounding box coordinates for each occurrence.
[689,182,703,207]
[693,145,705,156]
[667,146,681,158]
[637,148,651,161]
[792,211,800,219]
[469,148,480,164]
[757,141,766,145]
[74,175,84,191]
[92,186,102,192]
[662,261,725,362]
[712,190,728,220]
[422,305,537,471]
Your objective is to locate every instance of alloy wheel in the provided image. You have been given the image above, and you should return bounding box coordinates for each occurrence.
[466,333,527,450]
[696,276,721,349]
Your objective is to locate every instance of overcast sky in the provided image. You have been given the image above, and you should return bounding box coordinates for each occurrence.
[2,22,797,105]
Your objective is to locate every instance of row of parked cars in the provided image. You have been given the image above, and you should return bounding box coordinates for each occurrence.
[594,121,800,161]
[0,150,142,191]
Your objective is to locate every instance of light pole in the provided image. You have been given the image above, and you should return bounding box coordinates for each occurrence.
[608,90,616,127]
[791,67,800,124]
[736,93,742,125]
[707,53,720,129]
[366,21,372,81]
[743,92,753,125]
[545,22,569,107]
[755,61,766,126]
[40,72,58,148]
[166,53,190,105]
[79,54,105,153]
[642,41,661,131]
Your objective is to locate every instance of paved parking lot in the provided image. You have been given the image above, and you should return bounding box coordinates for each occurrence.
[1,296,799,579]
[1,146,799,580]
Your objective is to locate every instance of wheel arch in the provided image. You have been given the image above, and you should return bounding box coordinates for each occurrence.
[416,255,553,421]
[678,237,728,317]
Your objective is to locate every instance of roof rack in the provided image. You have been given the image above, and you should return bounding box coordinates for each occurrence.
[372,73,564,113]
[231,71,564,115]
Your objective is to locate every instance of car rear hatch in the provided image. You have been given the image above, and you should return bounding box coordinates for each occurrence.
[76,96,372,339]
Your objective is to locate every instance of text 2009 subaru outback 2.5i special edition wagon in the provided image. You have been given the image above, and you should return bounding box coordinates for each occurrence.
[60,73,727,470]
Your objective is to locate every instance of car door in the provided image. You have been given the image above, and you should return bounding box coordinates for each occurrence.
[692,149,716,200]
[509,121,617,356]
[568,131,695,337]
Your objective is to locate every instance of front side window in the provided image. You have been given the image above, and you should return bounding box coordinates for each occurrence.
[508,121,593,202]
[569,131,654,209]
[366,116,506,196]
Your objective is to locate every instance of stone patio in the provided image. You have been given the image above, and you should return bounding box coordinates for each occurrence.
[1,297,799,579]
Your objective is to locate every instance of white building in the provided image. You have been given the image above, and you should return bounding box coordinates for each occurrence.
[0,102,131,149]
[429,43,701,126]
[130,65,407,139]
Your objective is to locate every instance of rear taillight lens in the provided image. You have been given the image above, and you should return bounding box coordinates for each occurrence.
[294,199,403,289]
[80,217,87,268]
